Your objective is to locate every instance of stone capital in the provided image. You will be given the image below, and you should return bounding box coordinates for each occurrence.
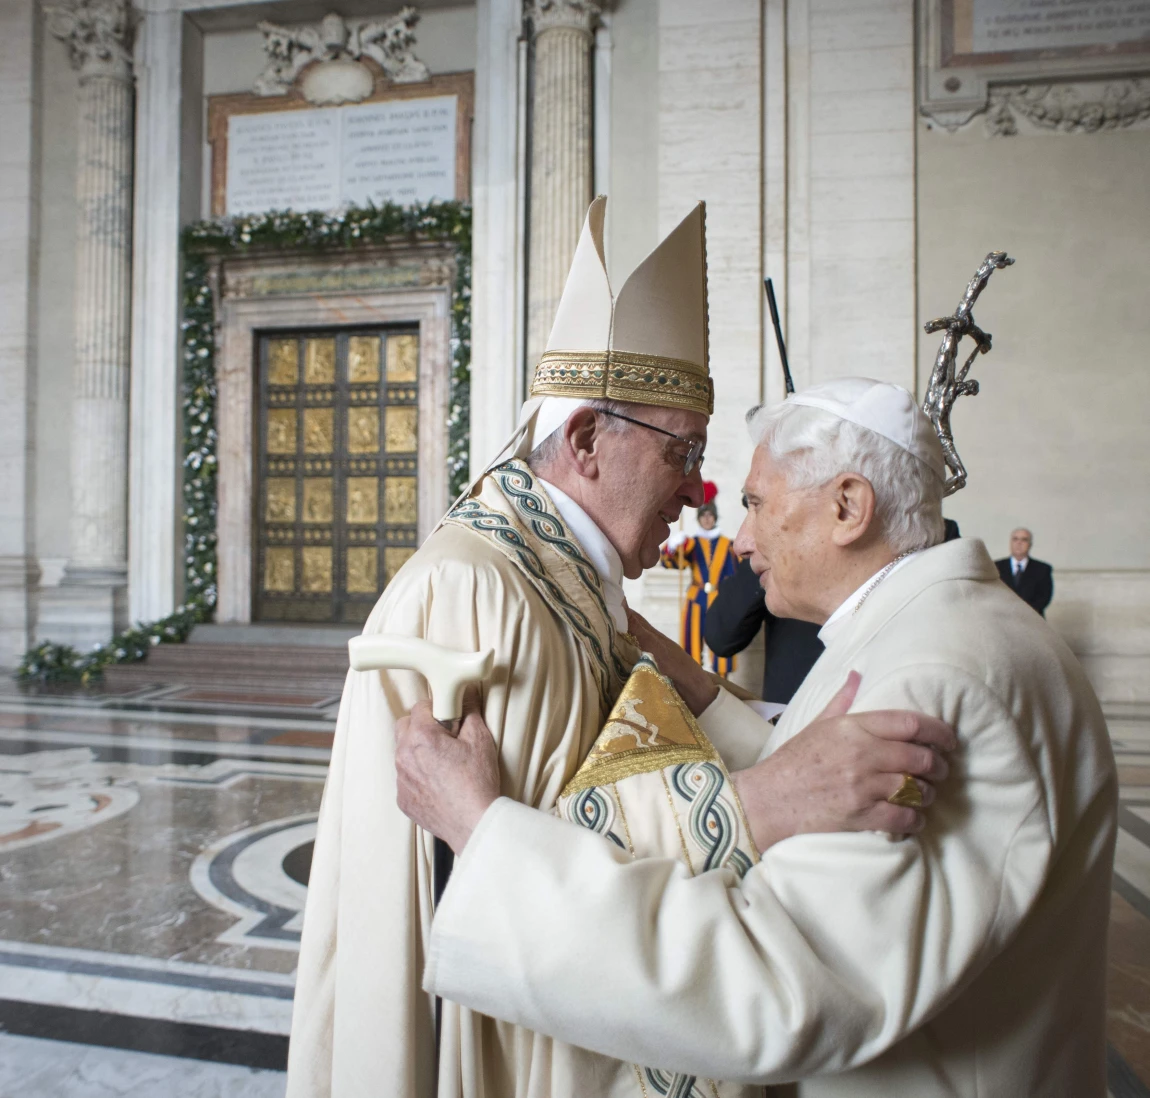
[526,0,601,38]
[44,0,134,82]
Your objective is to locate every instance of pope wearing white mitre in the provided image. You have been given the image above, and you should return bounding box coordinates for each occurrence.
[394,378,1119,1094]
[287,199,956,1097]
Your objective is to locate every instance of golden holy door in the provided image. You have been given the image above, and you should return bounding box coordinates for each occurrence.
[255,328,419,624]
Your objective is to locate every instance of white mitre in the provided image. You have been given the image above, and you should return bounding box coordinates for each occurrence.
[467,195,712,493]
[785,377,947,482]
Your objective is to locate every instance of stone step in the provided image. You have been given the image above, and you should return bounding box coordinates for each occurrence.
[188,623,359,649]
[102,639,350,694]
[131,642,350,672]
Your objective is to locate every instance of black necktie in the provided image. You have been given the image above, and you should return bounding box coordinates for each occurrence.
[1014,563,1025,587]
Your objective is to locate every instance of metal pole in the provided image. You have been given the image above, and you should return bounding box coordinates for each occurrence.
[764,278,795,395]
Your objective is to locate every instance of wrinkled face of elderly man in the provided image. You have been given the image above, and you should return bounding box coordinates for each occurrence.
[732,403,946,624]
[529,400,708,578]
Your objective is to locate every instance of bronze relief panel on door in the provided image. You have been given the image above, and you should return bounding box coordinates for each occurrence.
[254,328,420,624]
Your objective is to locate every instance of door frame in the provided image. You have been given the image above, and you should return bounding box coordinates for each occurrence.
[212,242,454,624]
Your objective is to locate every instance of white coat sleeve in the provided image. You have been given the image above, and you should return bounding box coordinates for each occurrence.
[424,666,1056,1083]
[696,685,778,772]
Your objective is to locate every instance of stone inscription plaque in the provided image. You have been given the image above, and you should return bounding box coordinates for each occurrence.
[343,97,457,207]
[225,96,457,216]
[969,0,1150,54]
[227,111,341,215]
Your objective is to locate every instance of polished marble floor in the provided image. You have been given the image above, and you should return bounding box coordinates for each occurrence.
[0,679,1148,1096]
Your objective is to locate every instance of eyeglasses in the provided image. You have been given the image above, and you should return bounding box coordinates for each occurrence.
[596,409,706,475]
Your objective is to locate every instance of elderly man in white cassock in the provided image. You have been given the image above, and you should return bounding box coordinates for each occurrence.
[287,201,958,1098]
[396,377,1118,1096]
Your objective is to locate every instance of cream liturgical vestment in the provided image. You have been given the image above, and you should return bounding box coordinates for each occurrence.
[287,461,640,1097]
[289,195,719,1097]
[425,538,1118,1097]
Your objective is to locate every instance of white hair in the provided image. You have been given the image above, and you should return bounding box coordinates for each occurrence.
[527,398,631,471]
[746,401,945,554]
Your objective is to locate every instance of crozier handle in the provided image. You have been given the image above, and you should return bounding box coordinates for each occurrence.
[348,635,495,722]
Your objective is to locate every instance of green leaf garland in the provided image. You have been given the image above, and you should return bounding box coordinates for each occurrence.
[19,201,471,684]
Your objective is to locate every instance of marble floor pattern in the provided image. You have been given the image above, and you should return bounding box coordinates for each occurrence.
[0,681,1148,1096]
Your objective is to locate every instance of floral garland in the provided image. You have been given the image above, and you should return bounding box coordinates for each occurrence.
[18,201,471,684]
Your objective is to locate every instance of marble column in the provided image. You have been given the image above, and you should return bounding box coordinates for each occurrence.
[470,0,526,478]
[39,0,134,648]
[525,0,599,370]
[0,0,41,669]
[129,8,192,625]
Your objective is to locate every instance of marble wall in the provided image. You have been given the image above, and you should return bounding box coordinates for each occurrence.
[604,0,658,286]
[916,104,1150,706]
[1047,571,1150,707]
[917,121,1150,571]
[657,0,764,529]
[778,0,917,394]
[604,0,920,532]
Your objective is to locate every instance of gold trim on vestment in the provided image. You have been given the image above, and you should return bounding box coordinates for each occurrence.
[559,659,721,797]
[530,350,715,416]
[611,782,637,857]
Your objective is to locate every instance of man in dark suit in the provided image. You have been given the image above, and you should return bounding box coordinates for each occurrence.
[995,527,1054,616]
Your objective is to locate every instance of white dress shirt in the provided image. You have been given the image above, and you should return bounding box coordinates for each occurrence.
[538,478,628,632]
[1012,555,1029,576]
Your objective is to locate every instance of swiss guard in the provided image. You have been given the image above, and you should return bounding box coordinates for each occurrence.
[660,482,738,677]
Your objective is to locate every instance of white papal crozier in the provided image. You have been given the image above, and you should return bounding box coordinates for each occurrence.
[286,196,715,1097]
[38,0,135,648]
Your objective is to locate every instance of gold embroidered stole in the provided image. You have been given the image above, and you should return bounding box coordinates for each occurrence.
[555,657,762,1098]
[442,459,638,713]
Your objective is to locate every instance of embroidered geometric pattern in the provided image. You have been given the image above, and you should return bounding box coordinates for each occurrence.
[555,658,760,1098]
[556,786,627,851]
[671,762,753,878]
[494,465,631,683]
[638,1067,714,1098]
[449,497,616,704]
[443,460,633,708]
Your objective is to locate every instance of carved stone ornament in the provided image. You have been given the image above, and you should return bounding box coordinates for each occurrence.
[917,0,1150,135]
[43,0,133,81]
[986,80,1150,136]
[526,0,601,38]
[254,8,430,104]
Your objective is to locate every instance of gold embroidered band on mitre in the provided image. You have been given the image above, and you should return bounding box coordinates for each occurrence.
[531,350,715,417]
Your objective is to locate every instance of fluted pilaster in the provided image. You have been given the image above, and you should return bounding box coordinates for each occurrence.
[39,0,134,645]
[70,68,133,571]
[526,0,599,369]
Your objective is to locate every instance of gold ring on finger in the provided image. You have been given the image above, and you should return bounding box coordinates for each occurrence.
[888,773,924,809]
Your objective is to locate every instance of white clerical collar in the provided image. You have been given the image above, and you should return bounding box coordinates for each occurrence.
[817,551,921,647]
[538,478,628,632]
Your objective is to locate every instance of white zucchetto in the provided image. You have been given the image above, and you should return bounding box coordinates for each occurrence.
[786,377,947,482]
